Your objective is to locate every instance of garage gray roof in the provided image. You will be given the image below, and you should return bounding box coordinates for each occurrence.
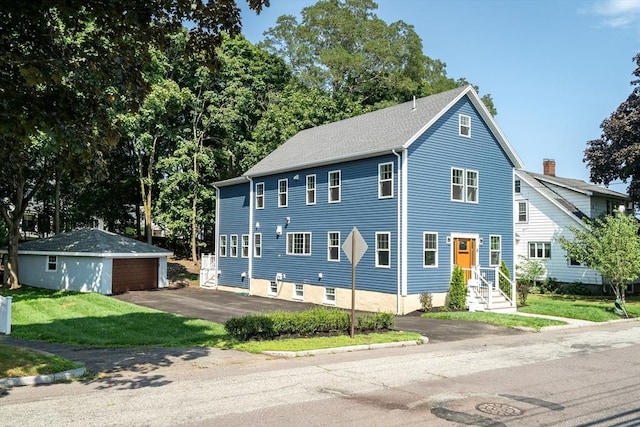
[240,85,523,180]
[16,229,172,257]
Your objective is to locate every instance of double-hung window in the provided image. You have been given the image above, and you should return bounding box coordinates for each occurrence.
[306,174,316,205]
[219,235,227,257]
[490,235,501,266]
[529,242,551,259]
[328,231,340,261]
[47,255,57,272]
[254,233,262,257]
[378,162,393,198]
[230,235,238,257]
[324,287,336,304]
[518,201,528,223]
[287,232,312,255]
[375,232,391,268]
[328,170,341,203]
[255,182,264,209]
[514,179,521,194]
[459,114,471,137]
[423,232,437,267]
[451,168,479,203]
[241,234,249,258]
[278,179,288,207]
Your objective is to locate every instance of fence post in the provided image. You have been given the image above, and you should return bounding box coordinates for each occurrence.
[0,296,12,335]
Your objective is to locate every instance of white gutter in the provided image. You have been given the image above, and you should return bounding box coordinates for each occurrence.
[392,149,402,315]
[213,185,220,288]
[401,149,408,298]
[248,176,254,295]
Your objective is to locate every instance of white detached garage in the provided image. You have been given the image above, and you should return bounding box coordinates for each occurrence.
[3,229,172,294]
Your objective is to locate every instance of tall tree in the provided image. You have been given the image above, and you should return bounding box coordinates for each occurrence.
[260,0,495,112]
[584,53,640,203]
[0,0,270,288]
[156,34,291,261]
[558,211,640,316]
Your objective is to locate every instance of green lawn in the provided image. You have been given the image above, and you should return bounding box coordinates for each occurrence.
[519,294,640,321]
[0,344,82,378]
[421,310,566,332]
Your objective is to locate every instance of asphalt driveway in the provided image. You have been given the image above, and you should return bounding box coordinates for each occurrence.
[113,286,526,343]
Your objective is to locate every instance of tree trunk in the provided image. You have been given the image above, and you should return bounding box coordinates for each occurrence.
[190,146,198,263]
[5,219,20,288]
[54,169,60,234]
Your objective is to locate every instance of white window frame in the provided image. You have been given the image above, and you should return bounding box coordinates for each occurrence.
[423,232,438,268]
[254,233,262,258]
[269,281,278,295]
[293,283,304,300]
[378,162,393,199]
[286,232,312,256]
[490,235,501,266]
[375,231,391,268]
[529,242,551,259]
[514,179,521,194]
[451,167,479,203]
[324,287,336,305]
[459,114,471,137]
[230,234,238,258]
[451,167,464,201]
[278,179,288,207]
[306,174,316,205]
[255,182,265,209]
[466,169,479,203]
[327,231,340,262]
[46,255,57,272]
[518,201,528,223]
[219,235,227,257]
[241,234,249,258]
[328,170,341,203]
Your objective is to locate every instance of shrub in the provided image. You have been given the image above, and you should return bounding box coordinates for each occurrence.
[224,307,394,341]
[448,265,467,311]
[498,261,512,296]
[560,282,591,296]
[419,292,433,312]
[517,282,530,306]
[540,277,560,294]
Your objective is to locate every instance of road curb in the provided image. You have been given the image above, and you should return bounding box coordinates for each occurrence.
[0,366,86,387]
[262,336,429,358]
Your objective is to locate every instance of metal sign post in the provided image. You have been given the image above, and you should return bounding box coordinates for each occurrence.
[342,227,368,338]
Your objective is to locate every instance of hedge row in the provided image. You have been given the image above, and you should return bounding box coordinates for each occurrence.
[224,307,395,341]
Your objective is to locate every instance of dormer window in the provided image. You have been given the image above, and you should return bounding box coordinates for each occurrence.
[459,114,471,137]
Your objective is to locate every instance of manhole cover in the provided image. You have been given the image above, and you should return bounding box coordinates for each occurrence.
[476,403,524,416]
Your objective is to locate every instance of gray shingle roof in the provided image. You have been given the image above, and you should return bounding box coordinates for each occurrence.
[17,229,172,256]
[527,172,629,200]
[240,85,523,180]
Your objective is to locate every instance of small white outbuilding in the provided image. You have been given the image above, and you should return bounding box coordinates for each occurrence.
[2,229,172,294]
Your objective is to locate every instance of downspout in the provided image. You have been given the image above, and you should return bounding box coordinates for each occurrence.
[248,176,254,296]
[392,149,402,315]
[213,185,220,288]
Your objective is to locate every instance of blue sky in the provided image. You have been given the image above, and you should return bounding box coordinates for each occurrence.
[240,0,639,188]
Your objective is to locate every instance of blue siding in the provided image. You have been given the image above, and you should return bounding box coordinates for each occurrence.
[406,97,515,294]
[252,155,398,293]
[217,183,250,288]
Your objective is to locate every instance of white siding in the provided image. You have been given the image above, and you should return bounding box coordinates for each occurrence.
[18,255,113,294]
[515,179,603,285]
[542,184,593,217]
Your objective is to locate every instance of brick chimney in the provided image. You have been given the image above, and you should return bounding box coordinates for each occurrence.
[543,158,556,176]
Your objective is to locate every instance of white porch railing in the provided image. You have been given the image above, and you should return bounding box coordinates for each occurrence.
[199,253,217,288]
[464,266,516,312]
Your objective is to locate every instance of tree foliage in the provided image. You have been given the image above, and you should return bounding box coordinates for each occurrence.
[448,265,467,311]
[261,0,495,113]
[558,212,640,310]
[0,0,269,287]
[584,53,640,203]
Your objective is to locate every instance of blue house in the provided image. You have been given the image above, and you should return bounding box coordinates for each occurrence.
[211,86,524,314]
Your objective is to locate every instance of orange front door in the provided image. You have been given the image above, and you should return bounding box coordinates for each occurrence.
[454,238,476,282]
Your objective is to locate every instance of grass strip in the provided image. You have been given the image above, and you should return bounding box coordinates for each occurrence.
[0,344,82,378]
[421,311,566,332]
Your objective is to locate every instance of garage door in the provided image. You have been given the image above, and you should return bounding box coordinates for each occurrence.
[112,258,158,293]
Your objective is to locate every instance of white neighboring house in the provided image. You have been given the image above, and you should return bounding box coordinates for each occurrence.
[514,159,631,287]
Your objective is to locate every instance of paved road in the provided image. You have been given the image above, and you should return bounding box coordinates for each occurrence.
[1,321,639,426]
